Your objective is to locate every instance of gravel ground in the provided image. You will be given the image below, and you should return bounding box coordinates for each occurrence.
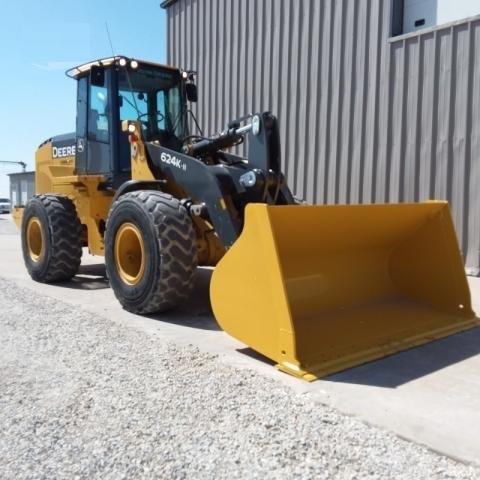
[1,276,480,480]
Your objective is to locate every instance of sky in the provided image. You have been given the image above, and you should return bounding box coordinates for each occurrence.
[0,0,167,197]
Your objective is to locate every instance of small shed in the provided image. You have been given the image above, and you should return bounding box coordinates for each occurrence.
[8,171,35,207]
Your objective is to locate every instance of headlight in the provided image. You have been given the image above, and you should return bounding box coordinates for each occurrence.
[252,114,261,136]
[239,169,264,189]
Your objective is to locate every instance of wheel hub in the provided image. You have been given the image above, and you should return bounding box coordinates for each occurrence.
[26,217,44,263]
[114,223,146,285]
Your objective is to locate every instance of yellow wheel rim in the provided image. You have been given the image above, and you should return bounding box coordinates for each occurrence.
[114,223,146,285]
[26,217,44,263]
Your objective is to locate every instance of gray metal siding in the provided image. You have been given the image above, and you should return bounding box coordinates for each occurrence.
[165,1,480,274]
[9,172,35,207]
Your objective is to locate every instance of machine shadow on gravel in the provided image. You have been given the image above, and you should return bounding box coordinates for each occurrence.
[324,327,480,388]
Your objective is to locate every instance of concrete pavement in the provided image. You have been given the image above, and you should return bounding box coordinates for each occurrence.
[1,213,479,466]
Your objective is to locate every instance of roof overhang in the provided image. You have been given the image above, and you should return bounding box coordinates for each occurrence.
[160,0,179,8]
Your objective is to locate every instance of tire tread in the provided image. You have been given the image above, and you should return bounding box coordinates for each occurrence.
[22,194,82,282]
[105,191,197,314]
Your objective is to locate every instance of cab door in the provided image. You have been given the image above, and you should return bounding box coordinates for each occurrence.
[75,68,112,175]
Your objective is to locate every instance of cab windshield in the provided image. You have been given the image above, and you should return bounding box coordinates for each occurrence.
[117,66,186,142]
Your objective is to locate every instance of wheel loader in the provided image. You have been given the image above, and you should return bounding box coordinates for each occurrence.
[14,56,478,380]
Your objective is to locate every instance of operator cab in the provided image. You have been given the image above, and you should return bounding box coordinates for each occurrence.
[67,56,195,187]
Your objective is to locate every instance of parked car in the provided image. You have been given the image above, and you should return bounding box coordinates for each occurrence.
[0,198,11,214]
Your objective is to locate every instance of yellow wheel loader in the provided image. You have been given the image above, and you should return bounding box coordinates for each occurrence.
[15,56,478,380]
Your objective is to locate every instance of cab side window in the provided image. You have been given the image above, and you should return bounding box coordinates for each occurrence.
[88,84,110,143]
[156,91,166,130]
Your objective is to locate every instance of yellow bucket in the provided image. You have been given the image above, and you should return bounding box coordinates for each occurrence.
[210,202,478,380]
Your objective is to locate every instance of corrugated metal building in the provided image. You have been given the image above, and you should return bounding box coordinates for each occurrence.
[8,172,35,207]
[162,0,480,274]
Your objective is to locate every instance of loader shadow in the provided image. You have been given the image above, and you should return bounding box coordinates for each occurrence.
[145,267,220,331]
[324,326,480,388]
[54,265,218,330]
[54,263,110,290]
[236,348,276,367]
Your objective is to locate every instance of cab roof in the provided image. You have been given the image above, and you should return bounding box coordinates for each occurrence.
[65,56,180,79]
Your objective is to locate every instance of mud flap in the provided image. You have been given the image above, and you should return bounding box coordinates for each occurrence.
[210,202,479,381]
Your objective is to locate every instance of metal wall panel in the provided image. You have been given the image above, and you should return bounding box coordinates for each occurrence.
[165,1,480,274]
[8,172,34,207]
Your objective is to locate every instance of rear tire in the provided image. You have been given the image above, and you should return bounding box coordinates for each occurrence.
[21,194,83,282]
[104,191,197,314]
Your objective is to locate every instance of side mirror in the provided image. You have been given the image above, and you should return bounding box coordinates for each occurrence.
[186,83,197,102]
[90,66,105,87]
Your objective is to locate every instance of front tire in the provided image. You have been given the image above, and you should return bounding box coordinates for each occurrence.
[104,191,197,314]
[21,194,82,282]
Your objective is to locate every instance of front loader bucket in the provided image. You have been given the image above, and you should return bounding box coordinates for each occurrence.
[210,202,478,381]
